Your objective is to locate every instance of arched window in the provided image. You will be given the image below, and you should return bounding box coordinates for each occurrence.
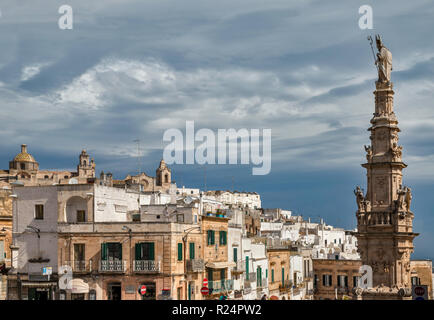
[164,174,169,183]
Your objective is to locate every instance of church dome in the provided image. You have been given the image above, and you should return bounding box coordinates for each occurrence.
[13,144,36,163]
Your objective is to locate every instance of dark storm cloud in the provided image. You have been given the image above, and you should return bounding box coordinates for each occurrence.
[1,0,434,259]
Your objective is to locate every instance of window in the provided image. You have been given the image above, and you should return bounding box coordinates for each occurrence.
[177,243,183,261]
[74,244,85,262]
[246,256,249,280]
[135,242,155,260]
[257,267,262,287]
[89,290,96,300]
[132,213,141,222]
[411,276,421,286]
[176,214,184,223]
[271,269,275,282]
[207,230,215,245]
[233,247,237,262]
[77,210,86,223]
[189,243,195,260]
[325,240,327,246]
[35,204,44,220]
[44,175,49,179]
[314,274,318,288]
[322,274,332,287]
[20,163,25,170]
[101,243,122,261]
[59,290,66,300]
[353,276,359,287]
[219,231,227,245]
[281,268,285,286]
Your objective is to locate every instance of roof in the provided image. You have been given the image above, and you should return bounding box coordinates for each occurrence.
[13,144,37,163]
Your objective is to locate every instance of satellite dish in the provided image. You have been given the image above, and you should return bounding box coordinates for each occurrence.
[69,178,78,185]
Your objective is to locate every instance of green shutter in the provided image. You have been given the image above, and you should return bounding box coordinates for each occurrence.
[219,231,223,245]
[149,243,155,260]
[246,256,249,280]
[211,231,215,245]
[233,248,237,262]
[189,243,195,260]
[272,269,274,282]
[282,267,285,286]
[135,243,141,260]
[266,269,268,279]
[178,243,183,261]
[101,243,107,260]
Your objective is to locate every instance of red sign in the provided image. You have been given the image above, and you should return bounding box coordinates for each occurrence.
[200,286,209,295]
[414,286,425,296]
[139,285,147,295]
[203,278,208,287]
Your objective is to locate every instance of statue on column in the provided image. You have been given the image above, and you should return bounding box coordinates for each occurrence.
[375,35,393,84]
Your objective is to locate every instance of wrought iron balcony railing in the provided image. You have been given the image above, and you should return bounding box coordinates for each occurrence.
[133,260,161,273]
[64,260,92,273]
[208,279,234,293]
[99,260,126,272]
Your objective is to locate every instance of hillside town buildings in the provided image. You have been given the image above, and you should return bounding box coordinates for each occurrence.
[0,139,432,300]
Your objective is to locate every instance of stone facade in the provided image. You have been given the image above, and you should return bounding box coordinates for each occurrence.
[312,259,362,300]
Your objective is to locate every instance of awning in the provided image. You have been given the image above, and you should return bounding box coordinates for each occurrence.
[71,278,89,294]
[205,261,236,269]
[21,282,57,288]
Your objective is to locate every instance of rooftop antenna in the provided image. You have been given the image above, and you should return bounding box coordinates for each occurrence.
[133,139,141,175]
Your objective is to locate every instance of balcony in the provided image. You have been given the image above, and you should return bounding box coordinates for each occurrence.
[209,279,234,294]
[187,259,204,273]
[64,260,92,273]
[99,260,126,272]
[232,260,245,274]
[133,260,161,273]
[256,278,268,289]
[279,280,293,292]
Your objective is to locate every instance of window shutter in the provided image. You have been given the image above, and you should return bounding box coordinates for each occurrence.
[322,275,326,286]
[101,243,107,260]
[178,243,183,261]
[189,243,195,260]
[272,269,274,282]
[329,275,332,286]
[233,248,237,262]
[246,256,249,279]
[135,243,141,260]
[150,243,155,260]
[119,243,122,260]
[337,275,341,287]
[211,231,215,245]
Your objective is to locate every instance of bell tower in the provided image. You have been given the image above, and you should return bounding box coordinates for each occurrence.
[354,36,418,293]
[77,149,95,178]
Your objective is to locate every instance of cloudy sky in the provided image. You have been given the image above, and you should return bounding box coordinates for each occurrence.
[1,0,434,259]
